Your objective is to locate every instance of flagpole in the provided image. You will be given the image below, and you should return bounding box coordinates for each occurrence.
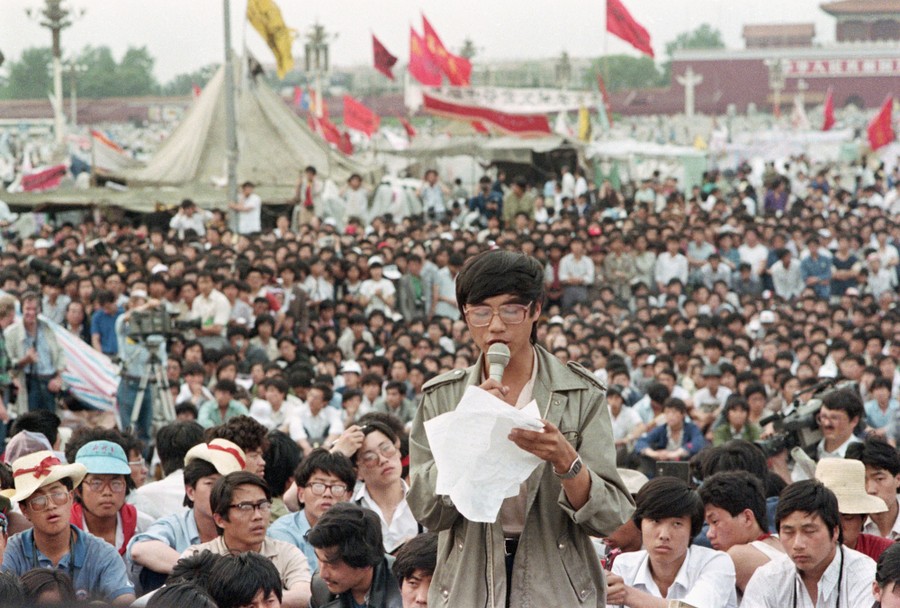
[223,0,239,222]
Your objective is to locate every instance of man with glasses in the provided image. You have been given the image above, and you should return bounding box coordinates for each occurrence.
[268,448,356,571]
[182,471,311,608]
[797,388,864,480]
[409,250,634,607]
[1,450,135,604]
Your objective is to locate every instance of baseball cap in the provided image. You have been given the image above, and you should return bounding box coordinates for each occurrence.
[75,440,131,475]
[184,439,246,475]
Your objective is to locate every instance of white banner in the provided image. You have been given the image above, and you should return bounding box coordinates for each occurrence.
[421,85,598,114]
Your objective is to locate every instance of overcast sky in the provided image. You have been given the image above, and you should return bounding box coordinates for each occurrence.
[3,0,837,83]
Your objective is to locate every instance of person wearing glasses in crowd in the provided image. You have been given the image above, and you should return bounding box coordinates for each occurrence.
[268,448,357,571]
[408,250,633,607]
[0,450,135,604]
[70,440,154,556]
[353,421,419,554]
[181,471,311,608]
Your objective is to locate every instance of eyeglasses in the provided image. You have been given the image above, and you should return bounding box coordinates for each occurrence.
[360,442,398,467]
[229,499,272,514]
[83,478,127,493]
[306,482,349,497]
[464,303,531,327]
[27,490,70,512]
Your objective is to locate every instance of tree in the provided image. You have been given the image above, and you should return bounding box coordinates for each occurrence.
[662,23,724,81]
[76,45,119,98]
[161,63,218,96]
[116,46,158,96]
[0,47,53,99]
[588,55,664,92]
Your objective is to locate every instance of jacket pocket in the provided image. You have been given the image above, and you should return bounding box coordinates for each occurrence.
[557,532,595,604]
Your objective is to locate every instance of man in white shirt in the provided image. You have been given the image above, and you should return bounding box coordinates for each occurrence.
[815,388,863,463]
[290,382,344,455]
[607,476,737,608]
[742,480,875,607]
[191,271,232,347]
[770,248,804,301]
[558,238,594,312]
[738,228,770,277]
[655,235,688,292]
[229,181,262,235]
[169,199,210,238]
[847,437,900,540]
[360,257,396,317]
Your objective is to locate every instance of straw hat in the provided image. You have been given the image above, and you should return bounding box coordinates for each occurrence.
[183,439,246,475]
[0,450,87,504]
[617,468,650,496]
[815,458,888,515]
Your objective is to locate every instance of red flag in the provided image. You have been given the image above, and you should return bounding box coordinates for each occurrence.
[192,84,202,99]
[822,87,835,131]
[596,74,614,127]
[409,27,442,86]
[422,93,551,136]
[867,95,895,151]
[293,86,302,108]
[422,15,472,86]
[471,121,489,134]
[343,95,380,136]
[606,0,654,57]
[21,164,67,192]
[399,117,417,139]
[372,34,398,80]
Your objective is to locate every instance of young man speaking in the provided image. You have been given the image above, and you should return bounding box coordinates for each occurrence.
[409,250,634,607]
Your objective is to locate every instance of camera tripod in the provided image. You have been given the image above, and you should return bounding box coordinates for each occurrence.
[130,335,176,429]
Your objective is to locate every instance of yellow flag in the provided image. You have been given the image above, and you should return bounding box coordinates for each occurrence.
[247,0,295,79]
[577,106,592,142]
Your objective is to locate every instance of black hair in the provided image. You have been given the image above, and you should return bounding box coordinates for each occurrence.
[168,550,225,590]
[207,552,283,608]
[352,420,399,466]
[0,571,25,607]
[392,531,438,581]
[698,471,768,532]
[775,480,841,543]
[700,440,768,483]
[206,416,269,454]
[723,396,750,415]
[846,436,900,476]
[294,448,356,489]
[646,382,670,405]
[310,381,334,403]
[157,421,205,476]
[175,402,199,420]
[147,582,216,608]
[263,431,301,500]
[20,568,76,605]
[820,387,864,424]
[307,502,384,568]
[876,542,900,593]
[10,411,61,448]
[210,471,271,532]
[182,458,218,509]
[455,250,544,343]
[663,397,688,416]
[632,477,704,543]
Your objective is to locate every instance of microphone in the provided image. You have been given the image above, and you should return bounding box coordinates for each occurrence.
[486,343,511,383]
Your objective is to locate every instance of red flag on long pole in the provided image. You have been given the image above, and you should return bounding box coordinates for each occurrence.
[372,34,398,80]
[867,96,895,151]
[606,0,654,57]
[399,117,417,140]
[822,87,835,131]
[422,14,472,86]
[343,95,380,136]
[409,27,442,86]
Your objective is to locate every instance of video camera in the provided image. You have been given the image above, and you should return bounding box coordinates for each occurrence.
[27,257,62,279]
[755,377,840,457]
[127,309,201,340]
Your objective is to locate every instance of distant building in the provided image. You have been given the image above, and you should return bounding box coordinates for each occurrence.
[743,23,816,48]
[821,0,900,42]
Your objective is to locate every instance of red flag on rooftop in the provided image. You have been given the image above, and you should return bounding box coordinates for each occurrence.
[409,27,442,86]
[422,14,472,86]
[343,95,380,136]
[606,0,654,57]
[867,95,895,151]
[822,87,835,131]
[372,34,398,80]
[399,117,417,139]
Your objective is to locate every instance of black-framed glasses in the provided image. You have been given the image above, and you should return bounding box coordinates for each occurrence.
[83,478,127,493]
[464,303,531,327]
[229,499,272,514]
[306,482,349,497]
[27,490,70,512]
[360,442,397,467]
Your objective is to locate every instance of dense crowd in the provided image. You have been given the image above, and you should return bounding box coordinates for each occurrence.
[0,154,899,607]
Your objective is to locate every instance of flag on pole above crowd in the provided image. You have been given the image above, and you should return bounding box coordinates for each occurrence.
[606,0,654,57]
[246,0,295,79]
[400,117,417,140]
[343,95,380,136]
[867,95,895,151]
[409,27,442,86]
[422,14,472,86]
[372,34,398,80]
[822,87,835,131]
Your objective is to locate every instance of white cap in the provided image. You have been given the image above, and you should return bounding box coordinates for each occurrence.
[151,263,169,274]
[34,239,52,249]
[342,361,362,374]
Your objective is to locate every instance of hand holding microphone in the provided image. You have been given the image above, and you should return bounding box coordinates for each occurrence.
[481,343,511,400]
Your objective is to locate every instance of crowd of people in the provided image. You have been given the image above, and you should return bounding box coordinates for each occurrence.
[0,153,897,607]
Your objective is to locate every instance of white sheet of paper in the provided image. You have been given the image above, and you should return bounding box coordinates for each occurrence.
[424,386,545,522]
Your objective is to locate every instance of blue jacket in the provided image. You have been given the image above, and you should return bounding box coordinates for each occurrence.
[634,421,706,459]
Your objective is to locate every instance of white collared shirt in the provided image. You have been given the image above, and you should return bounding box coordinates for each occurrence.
[609,545,737,608]
[816,435,862,461]
[742,545,875,608]
[864,494,900,540]
[353,479,419,553]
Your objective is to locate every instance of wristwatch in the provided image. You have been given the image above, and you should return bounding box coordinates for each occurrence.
[554,455,583,480]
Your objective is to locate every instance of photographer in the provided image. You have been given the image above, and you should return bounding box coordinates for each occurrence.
[116,292,167,445]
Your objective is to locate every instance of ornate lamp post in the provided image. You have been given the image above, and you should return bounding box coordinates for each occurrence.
[304,23,337,119]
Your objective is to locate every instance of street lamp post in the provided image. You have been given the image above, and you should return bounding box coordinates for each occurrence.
[764,58,786,119]
[67,60,87,127]
[304,23,336,119]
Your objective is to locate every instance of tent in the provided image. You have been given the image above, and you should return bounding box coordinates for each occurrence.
[585,139,708,191]
[118,63,371,190]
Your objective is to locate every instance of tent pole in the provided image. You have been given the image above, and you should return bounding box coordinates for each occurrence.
[223,0,239,225]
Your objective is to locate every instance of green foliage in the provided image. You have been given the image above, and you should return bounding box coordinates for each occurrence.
[588,55,665,92]
[661,24,725,81]
[161,64,218,96]
[0,47,53,100]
